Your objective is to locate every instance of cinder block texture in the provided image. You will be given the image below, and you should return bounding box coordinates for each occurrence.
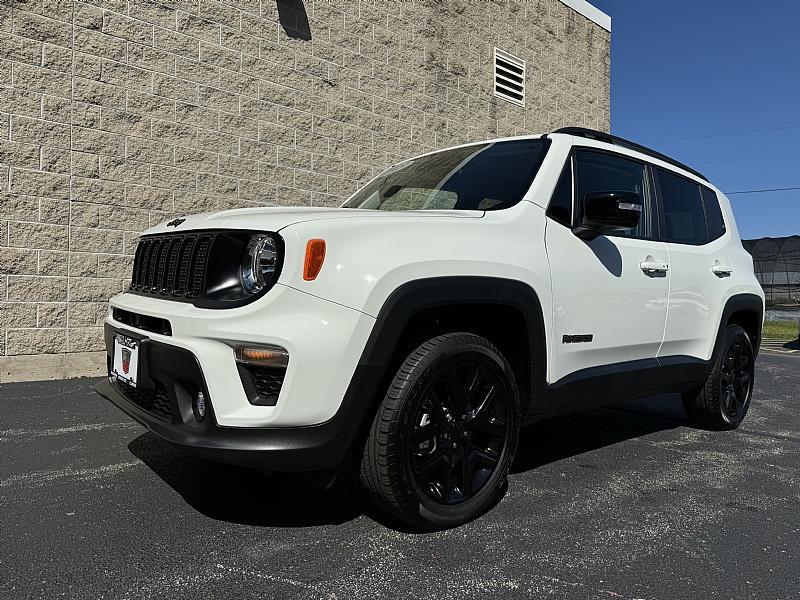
[0,0,609,357]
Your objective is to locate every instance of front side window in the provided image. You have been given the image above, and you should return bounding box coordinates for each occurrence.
[573,149,654,239]
[657,168,707,245]
[342,139,550,211]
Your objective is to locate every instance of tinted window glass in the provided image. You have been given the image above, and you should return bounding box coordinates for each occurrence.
[658,169,707,244]
[702,187,726,240]
[546,159,572,226]
[574,150,653,239]
[342,139,549,211]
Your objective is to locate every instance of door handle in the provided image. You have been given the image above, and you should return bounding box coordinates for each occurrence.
[640,260,669,273]
[711,264,733,276]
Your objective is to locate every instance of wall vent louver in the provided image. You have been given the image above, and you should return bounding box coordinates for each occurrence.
[494,48,525,107]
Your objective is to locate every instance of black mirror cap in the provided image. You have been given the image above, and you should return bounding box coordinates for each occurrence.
[573,190,642,240]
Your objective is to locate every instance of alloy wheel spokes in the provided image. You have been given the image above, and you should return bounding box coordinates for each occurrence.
[723,385,736,412]
[443,366,466,410]
[414,450,449,477]
[411,421,437,448]
[408,357,511,505]
[721,337,753,419]
[738,372,751,399]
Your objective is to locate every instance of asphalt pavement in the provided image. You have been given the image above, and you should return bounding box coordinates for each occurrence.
[1,351,798,599]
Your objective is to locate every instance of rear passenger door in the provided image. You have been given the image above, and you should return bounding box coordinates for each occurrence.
[654,168,732,361]
[545,149,670,383]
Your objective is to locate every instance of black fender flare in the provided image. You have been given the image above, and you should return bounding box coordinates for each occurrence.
[330,277,548,456]
[713,293,764,359]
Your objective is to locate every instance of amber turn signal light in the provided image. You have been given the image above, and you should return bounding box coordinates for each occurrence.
[303,239,326,281]
[234,345,289,368]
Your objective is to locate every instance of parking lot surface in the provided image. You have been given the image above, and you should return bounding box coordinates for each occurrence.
[1,351,798,599]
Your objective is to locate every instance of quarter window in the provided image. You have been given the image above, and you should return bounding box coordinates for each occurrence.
[702,187,726,241]
[546,159,573,227]
[657,168,707,245]
[574,150,654,239]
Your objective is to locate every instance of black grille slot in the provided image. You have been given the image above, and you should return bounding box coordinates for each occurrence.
[130,233,212,301]
[164,238,181,294]
[114,380,175,422]
[131,240,145,289]
[145,238,161,290]
[175,236,196,296]
[155,238,170,292]
[188,236,211,298]
[136,239,153,290]
[112,308,172,336]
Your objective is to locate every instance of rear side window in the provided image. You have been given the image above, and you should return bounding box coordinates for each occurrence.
[657,168,707,245]
[702,187,726,240]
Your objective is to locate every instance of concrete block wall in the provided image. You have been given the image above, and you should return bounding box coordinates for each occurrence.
[0,0,609,369]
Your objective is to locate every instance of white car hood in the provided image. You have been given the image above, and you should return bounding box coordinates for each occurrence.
[143,207,483,235]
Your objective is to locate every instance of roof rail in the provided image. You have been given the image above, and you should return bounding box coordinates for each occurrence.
[552,127,709,182]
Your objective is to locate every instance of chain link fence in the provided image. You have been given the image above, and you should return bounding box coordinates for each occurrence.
[743,236,800,326]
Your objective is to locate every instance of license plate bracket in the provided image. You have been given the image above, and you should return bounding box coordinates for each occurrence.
[112,334,140,387]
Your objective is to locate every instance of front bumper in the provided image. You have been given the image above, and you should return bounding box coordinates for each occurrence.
[97,283,379,471]
[103,284,375,427]
[97,322,379,471]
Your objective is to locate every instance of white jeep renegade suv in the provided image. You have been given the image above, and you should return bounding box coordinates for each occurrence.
[97,127,764,529]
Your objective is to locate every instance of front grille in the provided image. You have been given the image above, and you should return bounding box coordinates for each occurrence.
[114,380,175,423]
[130,233,212,300]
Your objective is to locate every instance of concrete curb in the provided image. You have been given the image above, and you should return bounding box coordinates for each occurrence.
[0,352,105,383]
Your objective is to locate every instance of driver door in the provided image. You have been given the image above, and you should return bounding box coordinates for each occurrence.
[545,148,670,385]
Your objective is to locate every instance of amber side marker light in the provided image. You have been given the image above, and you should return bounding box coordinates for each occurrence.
[303,238,326,281]
[234,345,289,368]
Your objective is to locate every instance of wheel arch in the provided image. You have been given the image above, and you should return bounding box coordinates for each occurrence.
[350,276,548,426]
[715,293,764,359]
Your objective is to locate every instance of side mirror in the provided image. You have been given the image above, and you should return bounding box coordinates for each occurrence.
[573,190,642,240]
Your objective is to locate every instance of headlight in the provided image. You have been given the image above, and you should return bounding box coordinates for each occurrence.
[241,234,279,294]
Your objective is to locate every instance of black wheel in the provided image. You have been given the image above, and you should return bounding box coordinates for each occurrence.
[360,332,520,530]
[682,324,754,430]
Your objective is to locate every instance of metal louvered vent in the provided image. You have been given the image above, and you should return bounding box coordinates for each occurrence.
[494,48,525,107]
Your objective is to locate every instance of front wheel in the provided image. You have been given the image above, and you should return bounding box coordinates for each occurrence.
[360,332,520,530]
[682,324,755,430]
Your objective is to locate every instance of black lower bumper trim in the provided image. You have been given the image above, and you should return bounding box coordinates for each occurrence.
[96,377,360,472]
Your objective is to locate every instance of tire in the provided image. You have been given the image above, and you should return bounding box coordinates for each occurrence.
[360,332,521,530]
[682,324,755,431]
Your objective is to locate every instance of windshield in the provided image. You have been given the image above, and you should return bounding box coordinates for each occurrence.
[341,139,550,211]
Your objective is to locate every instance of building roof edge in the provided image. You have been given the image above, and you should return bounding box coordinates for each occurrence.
[558,0,611,31]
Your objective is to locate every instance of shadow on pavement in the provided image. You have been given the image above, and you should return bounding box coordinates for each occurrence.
[128,433,370,528]
[512,393,687,473]
[128,394,689,529]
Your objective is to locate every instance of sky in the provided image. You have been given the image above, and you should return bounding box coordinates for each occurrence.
[589,0,800,240]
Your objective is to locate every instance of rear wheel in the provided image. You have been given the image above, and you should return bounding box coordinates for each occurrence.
[360,333,520,530]
[682,324,754,430]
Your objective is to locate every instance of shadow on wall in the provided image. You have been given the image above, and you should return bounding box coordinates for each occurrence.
[277,0,312,41]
